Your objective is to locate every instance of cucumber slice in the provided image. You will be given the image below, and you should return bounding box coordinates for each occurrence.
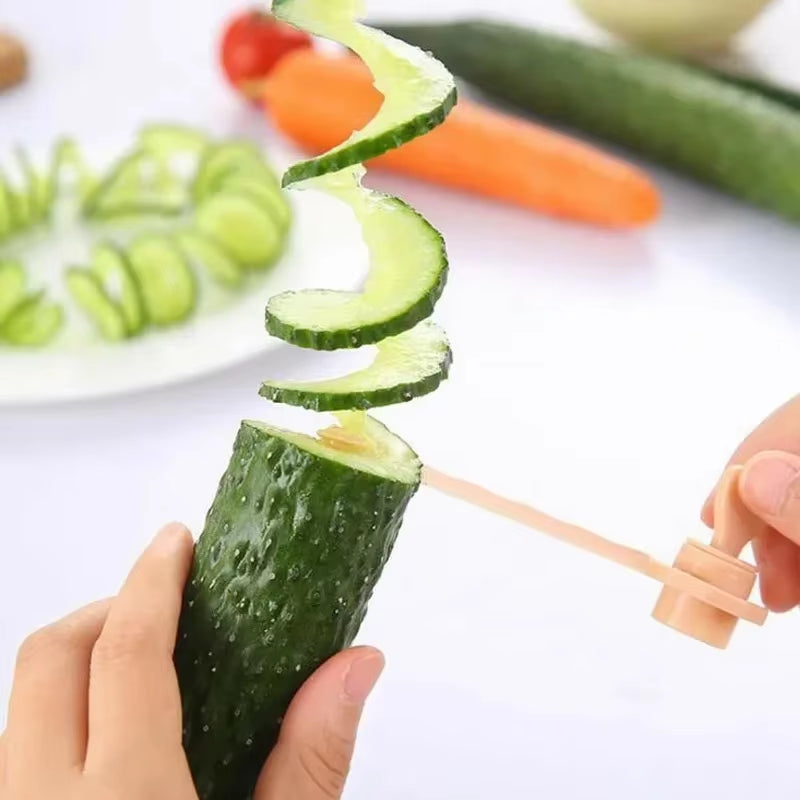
[194,193,284,269]
[217,174,291,231]
[1,292,63,346]
[175,414,419,800]
[90,242,146,335]
[192,141,279,203]
[14,147,46,223]
[84,149,186,218]
[0,179,13,238]
[265,179,447,349]
[125,236,197,325]
[46,138,96,211]
[0,260,26,324]
[174,229,244,288]
[65,268,128,341]
[274,0,457,186]
[138,123,209,157]
[259,319,452,411]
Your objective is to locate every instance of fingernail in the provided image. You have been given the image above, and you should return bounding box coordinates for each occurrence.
[740,456,800,517]
[343,651,384,704]
[153,522,191,549]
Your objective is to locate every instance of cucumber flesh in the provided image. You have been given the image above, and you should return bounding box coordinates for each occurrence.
[192,141,279,203]
[217,174,291,231]
[274,0,457,186]
[175,415,419,800]
[65,268,128,341]
[90,243,146,335]
[47,138,96,210]
[84,149,186,218]
[0,260,26,324]
[138,123,209,157]
[1,292,63,346]
[0,180,12,239]
[126,236,197,325]
[174,229,245,288]
[14,147,46,223]
[266,177,447,349]
[259,319,452,411]
[195,193,283,269]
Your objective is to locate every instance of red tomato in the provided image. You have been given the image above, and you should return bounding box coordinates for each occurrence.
[220,9,313,96]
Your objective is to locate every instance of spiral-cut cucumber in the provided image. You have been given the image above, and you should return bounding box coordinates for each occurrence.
[174,5,455,798]
[260,0,456,411]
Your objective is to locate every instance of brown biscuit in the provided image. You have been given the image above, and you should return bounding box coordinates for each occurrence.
[0,31,28,92]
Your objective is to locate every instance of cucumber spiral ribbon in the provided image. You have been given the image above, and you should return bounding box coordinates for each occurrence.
[258,0,457,416]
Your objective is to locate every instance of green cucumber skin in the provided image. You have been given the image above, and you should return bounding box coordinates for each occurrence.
[380,20,800,220]
[175,422,418,800]
[258,347,453,411]
[281,87,458,187]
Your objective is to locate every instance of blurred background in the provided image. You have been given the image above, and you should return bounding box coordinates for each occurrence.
[3,0,800,797]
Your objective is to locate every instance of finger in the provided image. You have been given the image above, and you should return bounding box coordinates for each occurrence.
[85,523,193,769]
[255,646,384,800]
[738,451,800,544]
[4,599,110,775]
[702,394,800,525]
[753,531,800,612]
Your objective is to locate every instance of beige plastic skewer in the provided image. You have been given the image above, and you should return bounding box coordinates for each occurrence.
[421,465,768,648]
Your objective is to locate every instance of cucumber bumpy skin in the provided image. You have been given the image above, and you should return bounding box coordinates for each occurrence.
[174,1,456,798]
[379,20,800,222]
[175,417,420,800]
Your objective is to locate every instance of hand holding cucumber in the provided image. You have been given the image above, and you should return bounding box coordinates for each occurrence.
[0,524,382,800]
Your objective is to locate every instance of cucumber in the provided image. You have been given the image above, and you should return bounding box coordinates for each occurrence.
[174,229,245,289]
[0,292,63,346]
[125,235,197,325]
[138,123,209,157]
[65,268,128,341]
[0,179,12,239]
[173,3,456,795]
[260,320,452,411]
[14,147,46,223]
[89,242,146,335]
[192,141,280,203]
[275,0,457,187]
[0,260,26,323]
[84,149,186,218]
[216,174,291,232]
[378,20,800,221]
[47,137,96,211]
[194,193,284,269]
[265,183,447,350]
[175,414,420,800]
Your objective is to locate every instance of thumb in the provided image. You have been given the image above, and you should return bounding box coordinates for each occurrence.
[254,646,384,800]
[739,450,800,545]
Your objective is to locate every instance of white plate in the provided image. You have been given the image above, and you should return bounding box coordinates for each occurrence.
[0,142,367,406]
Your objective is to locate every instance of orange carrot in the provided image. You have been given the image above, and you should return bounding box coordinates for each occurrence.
[261,49,660,227]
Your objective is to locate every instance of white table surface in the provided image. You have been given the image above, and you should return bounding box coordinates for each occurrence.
[3,0,800,797]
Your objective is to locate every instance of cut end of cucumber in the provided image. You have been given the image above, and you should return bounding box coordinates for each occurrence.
[244,411,421,485]
[259,320,452,411]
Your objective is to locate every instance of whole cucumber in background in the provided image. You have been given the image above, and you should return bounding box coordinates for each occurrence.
[378,20,800,223]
